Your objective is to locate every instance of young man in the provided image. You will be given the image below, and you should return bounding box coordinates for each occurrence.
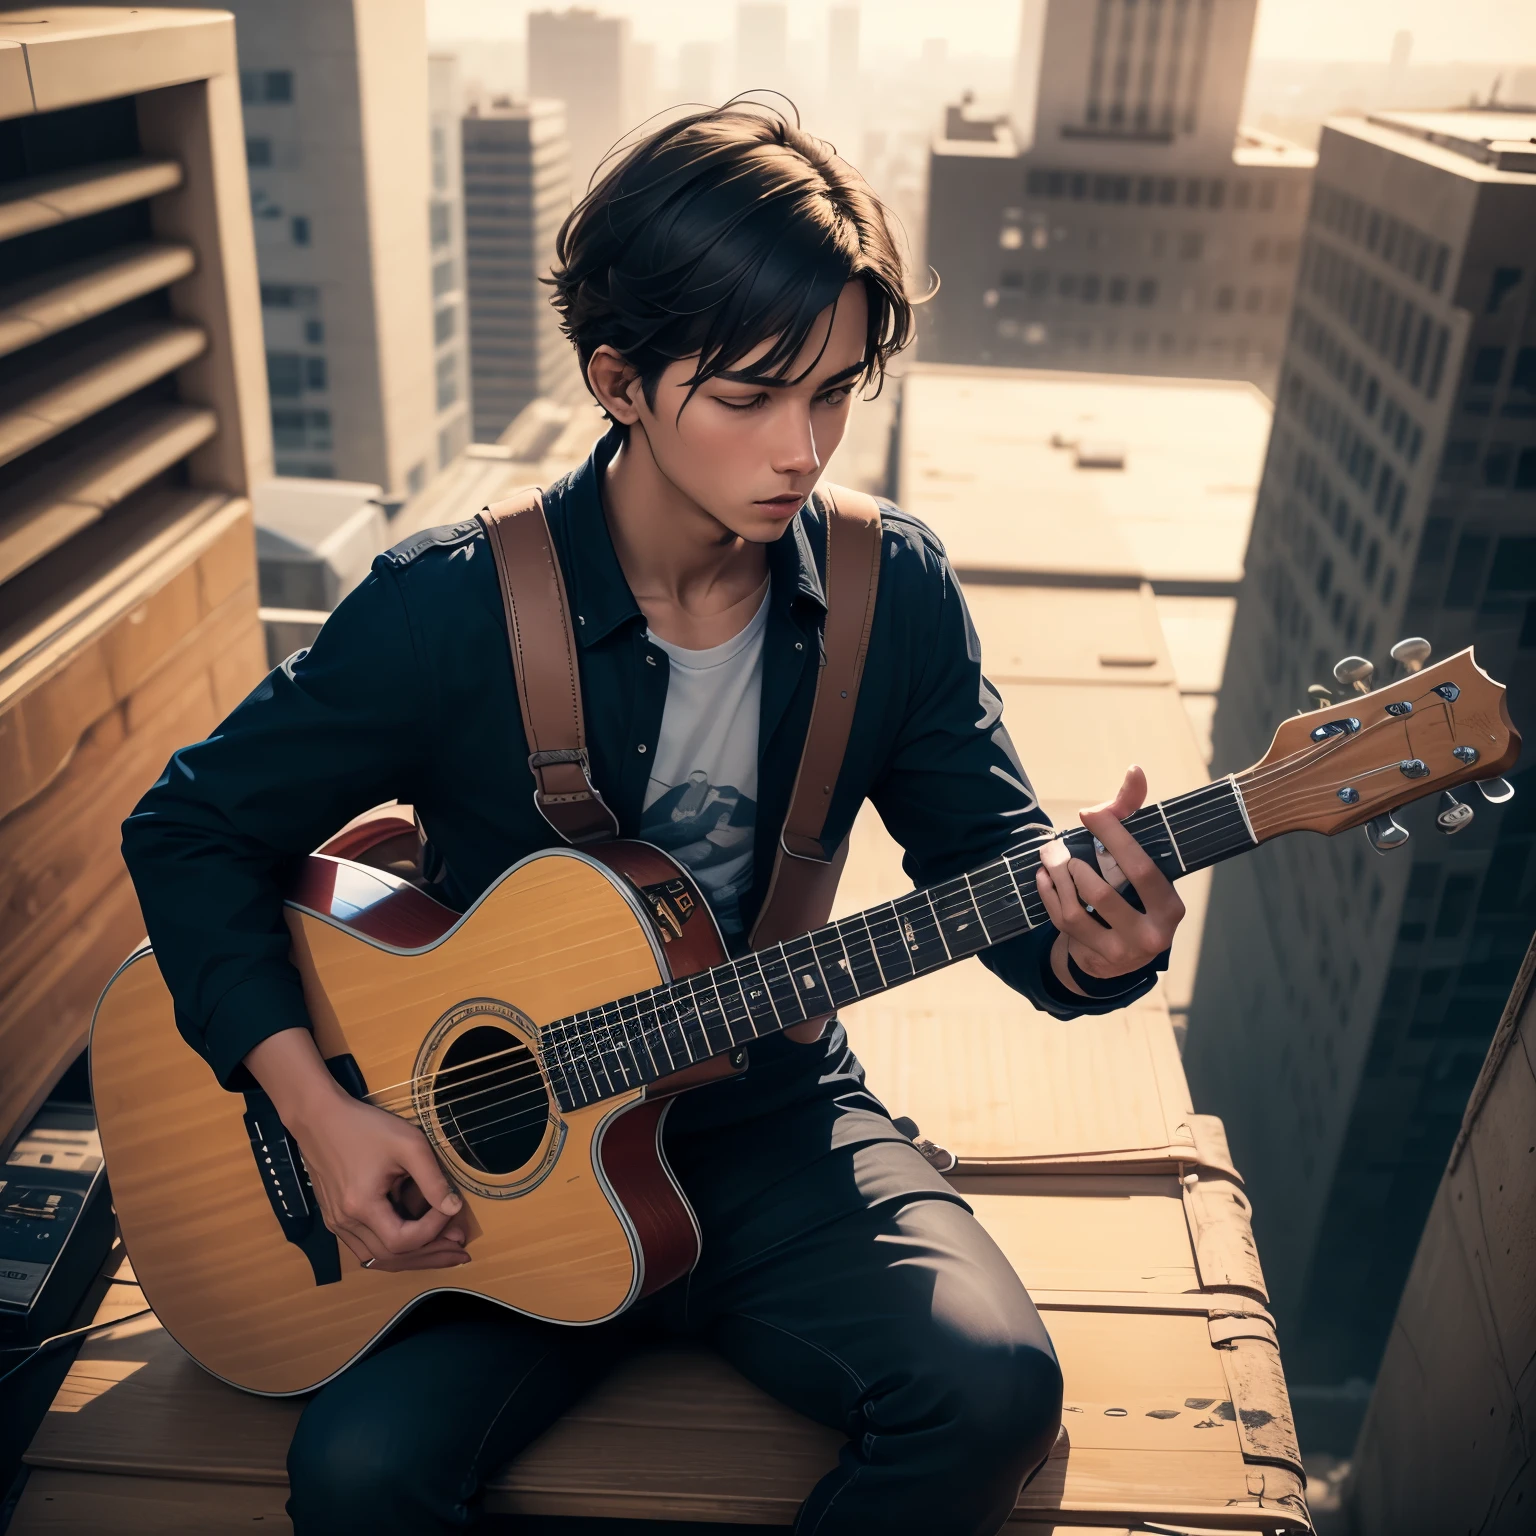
[122,105,1183,1535]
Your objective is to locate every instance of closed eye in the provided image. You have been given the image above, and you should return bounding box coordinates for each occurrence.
[717,393,769,412]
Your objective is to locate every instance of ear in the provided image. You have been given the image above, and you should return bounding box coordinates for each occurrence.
[586,346,644,425]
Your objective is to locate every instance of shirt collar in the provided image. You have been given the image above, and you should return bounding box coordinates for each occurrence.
[558,424,828,646]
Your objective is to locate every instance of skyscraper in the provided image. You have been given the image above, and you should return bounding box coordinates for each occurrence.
[924,0,1315,393]
[462,99,573,442]
[164,0,439,496]
[828,5,860,91]
[428,53,472,473]
[1184,107,1536,1449]
[735,2,790,98]
[526,8,629,197]
[678,40,720,107]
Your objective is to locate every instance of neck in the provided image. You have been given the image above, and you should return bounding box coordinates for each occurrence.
[542,775,1262,1112]
[603,427,768,614]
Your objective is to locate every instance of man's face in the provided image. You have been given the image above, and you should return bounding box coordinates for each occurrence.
[622,279,870,542]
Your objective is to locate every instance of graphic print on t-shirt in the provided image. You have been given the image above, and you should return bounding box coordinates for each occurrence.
[639,585,769,937]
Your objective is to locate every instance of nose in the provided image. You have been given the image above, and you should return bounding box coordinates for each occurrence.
[769,403,820,479]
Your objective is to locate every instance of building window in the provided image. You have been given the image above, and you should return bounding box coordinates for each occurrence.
[406,461,427,496]
[1081,275,1101,303]
[431,125,449,193]
[267,353,303,397]
[1517,448,1536,491]
[242,69,294,104]
[1136,278,1156,305]
[292,216,311,246]
[304,319,324,345]
[1444,535,1490,607]
[305,356,327,391]
[1486,443,1515,487]
[1487,267,1523,313]
[1233,181,1251,210]
[435,305,457,345]
[1244,286,1263,313]
[1215,286,1235,313]
[436,353,459,410]
[1207,178,1225,209]
[1251,237,1270,263]
[433,258,456,298]
[1471,346,1506,386]
[1108,277,1127,304]
[430,200,453,251]
[246,138,272,168]
[1180,231,1202,260]
[261,283,319,308]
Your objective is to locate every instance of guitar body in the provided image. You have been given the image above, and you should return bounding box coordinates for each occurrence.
[90,842,730,1397]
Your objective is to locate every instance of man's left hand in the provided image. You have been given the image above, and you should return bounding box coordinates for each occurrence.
[1034,765,1186,996]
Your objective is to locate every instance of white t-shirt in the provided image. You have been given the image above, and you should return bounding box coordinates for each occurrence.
[639,585,769,936]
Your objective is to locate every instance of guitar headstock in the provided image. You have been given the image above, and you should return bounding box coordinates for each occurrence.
[1239,645,1520,848]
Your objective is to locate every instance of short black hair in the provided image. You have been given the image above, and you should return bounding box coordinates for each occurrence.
[548,100,914,422]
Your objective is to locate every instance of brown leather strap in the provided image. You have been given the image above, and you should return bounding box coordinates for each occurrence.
[480,489,620,845]
[750,483,882,948]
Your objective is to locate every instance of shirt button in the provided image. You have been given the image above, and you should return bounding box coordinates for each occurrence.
[637,743,647,754]
[794,641,804,651]
[646,654,657,666]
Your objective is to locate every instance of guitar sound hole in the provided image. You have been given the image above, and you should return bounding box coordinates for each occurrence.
[432,1024,549,1175]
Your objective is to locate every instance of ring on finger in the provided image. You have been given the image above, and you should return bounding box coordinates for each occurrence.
[362,1257,377,1270]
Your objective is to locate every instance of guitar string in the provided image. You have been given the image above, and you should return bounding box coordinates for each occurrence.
[362,708,1455,1118]
[363,769,1415,1148]
[364,801,1245,1125]
[362,777,1312,1117]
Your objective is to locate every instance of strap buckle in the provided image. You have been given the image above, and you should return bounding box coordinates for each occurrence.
[528,747,619,844]
[529,747,592,771]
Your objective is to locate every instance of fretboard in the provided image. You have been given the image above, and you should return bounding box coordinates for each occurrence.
[541,776,1257,1111]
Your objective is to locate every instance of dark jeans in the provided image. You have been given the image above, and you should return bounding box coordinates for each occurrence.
[287,1126,1062,1536]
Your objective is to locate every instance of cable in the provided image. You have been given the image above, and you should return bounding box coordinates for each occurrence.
[0,1303,155,1391]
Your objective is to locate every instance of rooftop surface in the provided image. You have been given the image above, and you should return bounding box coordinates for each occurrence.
[1365,108,1536,173]
[896,363,1272,593]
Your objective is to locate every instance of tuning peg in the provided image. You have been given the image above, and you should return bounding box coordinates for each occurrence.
[1477,777,1515,804]
[1334,656,1376,693]
[1364,812,1410,853]
[1307,684,1334,710]
[1435,791,1474,834]
[1390,637,1432,673]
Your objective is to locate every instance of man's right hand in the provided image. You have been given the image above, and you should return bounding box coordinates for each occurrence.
[244,1028,471,1273]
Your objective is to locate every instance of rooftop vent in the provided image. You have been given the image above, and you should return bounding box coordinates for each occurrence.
[1075,440,1127,470]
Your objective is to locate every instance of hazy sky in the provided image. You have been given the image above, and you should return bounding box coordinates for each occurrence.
[427,0,1535,64]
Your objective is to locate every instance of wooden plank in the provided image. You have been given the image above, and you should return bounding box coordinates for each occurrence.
[0,8,235,116]
[26,1181,1303,1530]
[0,489,246,712]
[0,157,183,242]
[0,37,30,120]
[0,599,262,1149]
[0,403,218,584]
[0,243,195,359]
[0,319,206,468]
[137,74,273,492]
[8,1470,291,1536]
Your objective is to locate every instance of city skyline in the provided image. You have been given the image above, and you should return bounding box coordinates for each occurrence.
[427,0,1534,67]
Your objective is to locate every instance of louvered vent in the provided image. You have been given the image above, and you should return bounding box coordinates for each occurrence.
[0,97,220,626]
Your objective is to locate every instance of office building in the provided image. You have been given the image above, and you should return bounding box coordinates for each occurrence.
[429,53,473,473]
[161,0,438,496]
[828,5,859,90]
[924,0,1315,393]
[735,2,789,97]
[527,8,629,196]
[1184,108,1536,1449]
[462,99,573,441]
[678,40,720,106]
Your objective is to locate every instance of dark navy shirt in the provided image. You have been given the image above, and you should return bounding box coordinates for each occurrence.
[121,427,1158,1143]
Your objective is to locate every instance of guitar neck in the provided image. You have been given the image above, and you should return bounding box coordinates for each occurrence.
[542,776,1259,1111]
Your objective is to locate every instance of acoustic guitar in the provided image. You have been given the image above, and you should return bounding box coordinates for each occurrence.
[91,645,1518,1395]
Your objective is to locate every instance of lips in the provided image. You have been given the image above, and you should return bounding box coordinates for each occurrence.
[755,494,804,511]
